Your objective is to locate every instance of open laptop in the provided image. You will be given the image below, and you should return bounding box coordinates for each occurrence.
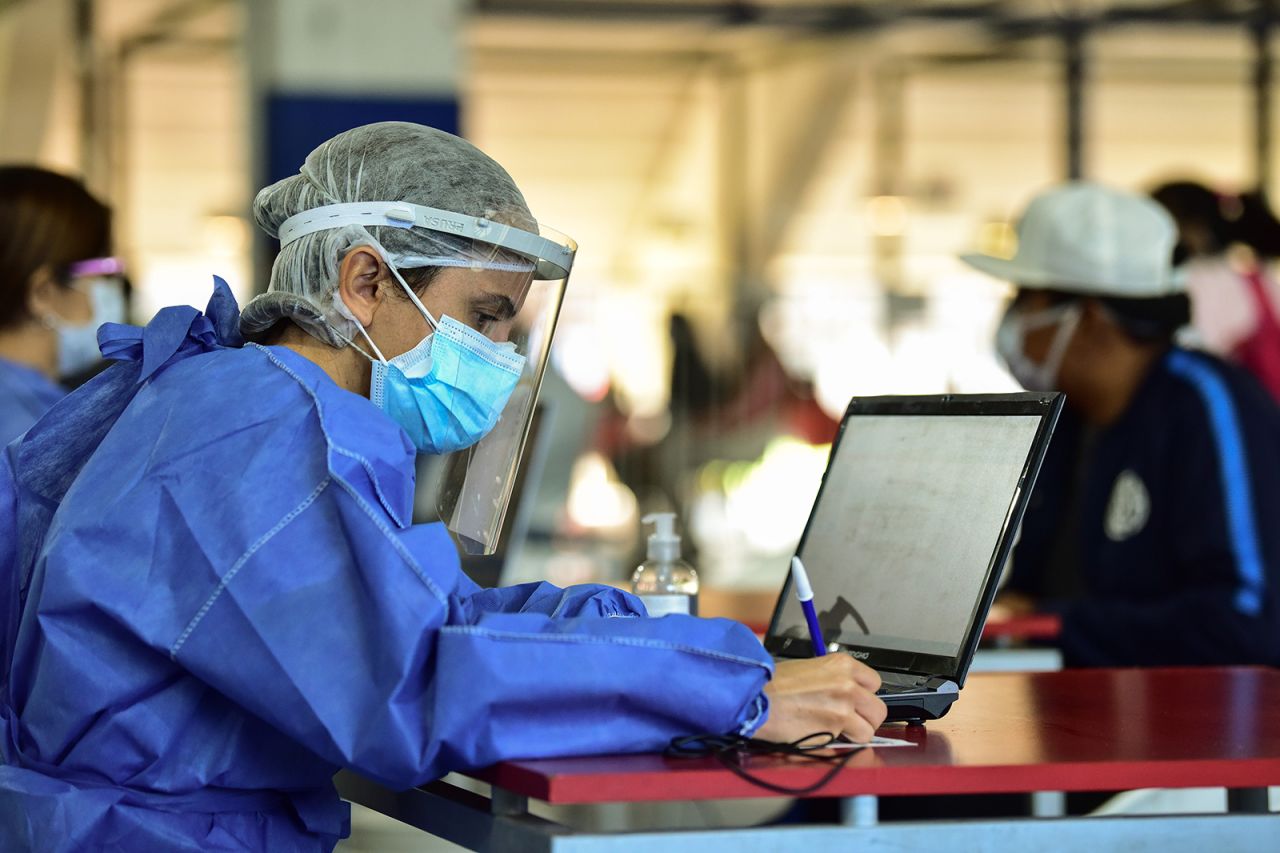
[764,392,1063,723]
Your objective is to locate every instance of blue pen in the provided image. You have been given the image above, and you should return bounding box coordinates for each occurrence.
[791,556,827,657]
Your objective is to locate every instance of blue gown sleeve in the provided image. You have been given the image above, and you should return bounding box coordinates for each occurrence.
[164,482,770,789]
[455,578,648,620]
[0,450,17,677]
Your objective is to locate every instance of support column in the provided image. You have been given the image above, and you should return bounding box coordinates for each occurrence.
[1252,11,1274,193]
[840,794,879,827]
[246,0,466,291]
[870,62,913,337]
[1227,786,1271,814]
[716,56,749,307]
[1031,790,1067,817]
[1063,20,1087,181]
[74,0,96,183]
[0,0,71,164]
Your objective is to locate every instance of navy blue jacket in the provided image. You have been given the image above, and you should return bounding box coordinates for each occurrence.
[1008,348,1280,667]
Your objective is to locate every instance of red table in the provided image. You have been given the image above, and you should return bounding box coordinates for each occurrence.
[478,666,1280,802]
[980,612,1062,642]
[338,667,1280,852]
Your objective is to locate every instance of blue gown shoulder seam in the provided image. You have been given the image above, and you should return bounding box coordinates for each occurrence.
[247,344,450,607]
[250,343,412,530]
[328,444,411,529]
[439,624,774,670]
[325,473,450,606]
[169,476,333,659]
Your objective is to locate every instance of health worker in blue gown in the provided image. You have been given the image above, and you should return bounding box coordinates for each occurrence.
[0,122,886,852]
[0,167,125,446]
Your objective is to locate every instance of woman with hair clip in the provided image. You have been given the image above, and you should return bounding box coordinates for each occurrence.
[0,166,125,445]
[1151,180,1280,401]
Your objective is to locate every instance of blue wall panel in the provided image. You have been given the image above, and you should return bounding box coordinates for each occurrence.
[265,93,460,185]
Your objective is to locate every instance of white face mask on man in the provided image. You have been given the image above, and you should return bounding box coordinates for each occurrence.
[995,301,1084,391]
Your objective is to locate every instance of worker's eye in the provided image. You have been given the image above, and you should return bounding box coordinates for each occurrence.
[472,311,500,333]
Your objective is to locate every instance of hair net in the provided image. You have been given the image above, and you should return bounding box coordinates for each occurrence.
[242,121,537,346]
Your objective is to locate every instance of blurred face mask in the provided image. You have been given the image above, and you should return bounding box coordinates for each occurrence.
[344,261,526,455]
[45,278,127,379]
[995,300,1083,392]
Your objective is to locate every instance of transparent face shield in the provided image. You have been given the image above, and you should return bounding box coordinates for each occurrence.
[277,202,576,555]
[431,263,568,554]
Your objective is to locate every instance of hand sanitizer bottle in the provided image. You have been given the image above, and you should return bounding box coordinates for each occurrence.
[631,512,699,617]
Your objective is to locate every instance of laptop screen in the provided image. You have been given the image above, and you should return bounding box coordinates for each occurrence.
[770,406,1049,669]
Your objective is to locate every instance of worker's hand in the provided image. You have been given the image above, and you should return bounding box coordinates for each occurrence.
[754,654,887,744]
[988,590,1036,623]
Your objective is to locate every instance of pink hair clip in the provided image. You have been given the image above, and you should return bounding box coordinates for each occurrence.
[67,256,125,278]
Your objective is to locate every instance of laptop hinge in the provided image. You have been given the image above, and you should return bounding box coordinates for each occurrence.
[879,672,957,692]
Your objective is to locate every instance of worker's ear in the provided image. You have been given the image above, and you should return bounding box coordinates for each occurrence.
[337,246,391,327]
[25,265,59,322]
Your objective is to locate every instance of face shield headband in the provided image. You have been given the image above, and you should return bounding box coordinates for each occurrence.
[276,201,575,280]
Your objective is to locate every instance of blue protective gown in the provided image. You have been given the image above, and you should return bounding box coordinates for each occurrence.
[0,280,772,851]
[0,358,64,447]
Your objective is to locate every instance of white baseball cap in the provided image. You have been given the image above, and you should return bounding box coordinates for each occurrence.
[960,182,1184,298]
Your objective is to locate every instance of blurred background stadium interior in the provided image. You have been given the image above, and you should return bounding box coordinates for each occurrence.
[3,0,1274,591]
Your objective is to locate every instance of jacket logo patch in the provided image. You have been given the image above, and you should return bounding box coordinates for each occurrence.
[1105,469,1151,542]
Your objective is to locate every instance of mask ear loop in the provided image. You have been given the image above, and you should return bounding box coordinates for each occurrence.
[349,324,387,364]
[1039,302,1085,378]
[383,259,441,333]
[332,293,388,364]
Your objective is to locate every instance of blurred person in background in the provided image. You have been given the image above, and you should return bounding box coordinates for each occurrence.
[0,122,885,852]
[1151,180,1280,401]
[0,166,123,444]
[599,312,723,519]
[965,182,1280,668]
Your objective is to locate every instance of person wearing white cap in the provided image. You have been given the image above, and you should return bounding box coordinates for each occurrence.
[963,181,1280,668]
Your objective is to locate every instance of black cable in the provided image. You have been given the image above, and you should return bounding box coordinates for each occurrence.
[665,732,861,796]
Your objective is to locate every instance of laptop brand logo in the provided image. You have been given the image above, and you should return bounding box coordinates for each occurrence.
[851,650,870,660]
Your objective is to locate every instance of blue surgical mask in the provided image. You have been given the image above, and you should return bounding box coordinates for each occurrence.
[348,266,526,455]
[48,278,127,378]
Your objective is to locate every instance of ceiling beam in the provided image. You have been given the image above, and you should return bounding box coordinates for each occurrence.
[474,1,1271,33]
